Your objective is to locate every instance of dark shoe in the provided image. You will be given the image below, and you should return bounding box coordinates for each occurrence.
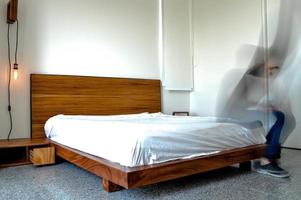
[255,162,290,178]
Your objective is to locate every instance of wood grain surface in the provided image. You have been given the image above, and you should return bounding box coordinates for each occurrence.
[51,141,266,191]
[31,74,161,139]
[0,138,50,148]
[125,144,265,188]
[30,147,55,166]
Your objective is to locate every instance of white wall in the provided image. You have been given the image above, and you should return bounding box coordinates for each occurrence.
[190,0,262,116]
[0,0,190,139]
[162,90,190,114]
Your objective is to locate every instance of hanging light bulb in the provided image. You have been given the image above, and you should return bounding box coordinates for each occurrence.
[13,63,18,80]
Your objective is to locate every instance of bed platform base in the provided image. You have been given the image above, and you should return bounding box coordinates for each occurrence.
[31,74,266,192]
[51,141,265,192]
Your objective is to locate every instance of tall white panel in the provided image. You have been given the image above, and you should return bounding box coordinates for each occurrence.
[162,0,193,90]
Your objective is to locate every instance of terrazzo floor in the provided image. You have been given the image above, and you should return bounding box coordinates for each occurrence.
[0,148,301,200]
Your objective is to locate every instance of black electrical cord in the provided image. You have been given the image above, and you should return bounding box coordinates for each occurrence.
[7,20,19,140]
[15,20,19,64]
[7,23,13,140]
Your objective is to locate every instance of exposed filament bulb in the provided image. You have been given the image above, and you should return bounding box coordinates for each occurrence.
[13,63,18,80]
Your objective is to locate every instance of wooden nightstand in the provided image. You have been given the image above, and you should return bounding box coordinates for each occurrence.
[0,138,55,168]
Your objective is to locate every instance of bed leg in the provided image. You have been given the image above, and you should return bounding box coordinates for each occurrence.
[102,179,123,192]
[55,156,64,164]
[239,161,252,171]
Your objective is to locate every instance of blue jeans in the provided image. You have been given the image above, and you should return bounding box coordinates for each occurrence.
[265,111,285,160]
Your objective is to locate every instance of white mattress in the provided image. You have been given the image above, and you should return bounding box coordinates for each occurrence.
[45,113,266,167]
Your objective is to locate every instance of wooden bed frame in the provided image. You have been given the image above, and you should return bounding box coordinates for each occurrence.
[31,74,266,192]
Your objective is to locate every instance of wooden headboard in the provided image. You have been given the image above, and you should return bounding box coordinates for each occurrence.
[31,74,161,139]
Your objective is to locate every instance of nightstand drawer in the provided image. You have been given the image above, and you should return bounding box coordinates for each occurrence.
[30,147,55,166]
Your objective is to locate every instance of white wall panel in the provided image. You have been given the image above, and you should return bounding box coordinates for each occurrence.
[162,0,193,90]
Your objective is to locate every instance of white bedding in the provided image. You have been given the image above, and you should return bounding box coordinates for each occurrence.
[45,113,266,167]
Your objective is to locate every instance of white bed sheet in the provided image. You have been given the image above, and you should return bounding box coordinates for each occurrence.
[45,113,266,167]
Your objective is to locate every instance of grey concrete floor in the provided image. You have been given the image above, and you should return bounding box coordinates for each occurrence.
[0,148,300,200]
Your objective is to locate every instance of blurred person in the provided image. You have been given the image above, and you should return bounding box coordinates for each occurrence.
[247,64,291,178]
[219,54,295,178]
[218,0,300,178]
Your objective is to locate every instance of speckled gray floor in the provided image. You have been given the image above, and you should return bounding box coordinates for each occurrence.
[1,148,301,200]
